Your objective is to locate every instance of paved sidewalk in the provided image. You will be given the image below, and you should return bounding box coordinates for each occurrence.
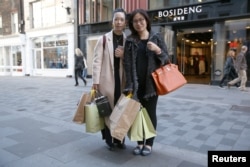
[0,76,250,167]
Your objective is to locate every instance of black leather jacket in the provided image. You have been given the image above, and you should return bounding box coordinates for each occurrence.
[123,31,169,99]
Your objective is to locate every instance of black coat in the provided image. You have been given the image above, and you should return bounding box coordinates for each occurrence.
[223,56,234,75]
[123,31,169,99]
[75,55,84,70]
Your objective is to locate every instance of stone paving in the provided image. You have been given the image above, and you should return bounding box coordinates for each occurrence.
[0,76,250,167]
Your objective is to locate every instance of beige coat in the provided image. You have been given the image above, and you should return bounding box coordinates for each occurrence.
[92,30,126,110]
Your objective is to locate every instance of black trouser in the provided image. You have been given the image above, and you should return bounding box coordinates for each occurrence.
[74,68,86,84]
[220,71,239,86]
[102,125,124,146]
[137,96,158,147]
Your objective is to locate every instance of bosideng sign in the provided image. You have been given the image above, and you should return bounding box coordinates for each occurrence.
[158,5,202,21]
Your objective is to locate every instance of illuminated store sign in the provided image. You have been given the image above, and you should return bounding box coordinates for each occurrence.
[158,5,202,21]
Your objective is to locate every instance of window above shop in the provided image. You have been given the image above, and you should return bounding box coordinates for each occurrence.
[29,0,68,29]
[79,0,115,24]
[149,0,219,10]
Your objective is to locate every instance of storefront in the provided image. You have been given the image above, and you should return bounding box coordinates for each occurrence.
[25,24,74,77]
[0,34,25,76]
[78,0,250,85]
[147,1,250,85]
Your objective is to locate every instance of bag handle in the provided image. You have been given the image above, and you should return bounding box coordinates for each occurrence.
[103,35,106,49]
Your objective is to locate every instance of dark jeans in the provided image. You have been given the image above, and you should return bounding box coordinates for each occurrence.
[220,71,239,86]
[74,68,86,85]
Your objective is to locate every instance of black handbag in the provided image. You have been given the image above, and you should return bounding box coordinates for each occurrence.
[95,92,112,117]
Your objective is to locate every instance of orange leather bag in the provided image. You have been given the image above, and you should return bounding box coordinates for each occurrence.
[151,63,187,95]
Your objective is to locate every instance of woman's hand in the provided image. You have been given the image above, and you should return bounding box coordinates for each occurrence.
[147,41,161,55]
[92,84,99,90]
[115,45,124,58]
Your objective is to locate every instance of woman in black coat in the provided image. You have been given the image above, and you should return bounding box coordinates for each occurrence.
[219,49,238,88]
[74,48,87,86]
[123,9,169,156]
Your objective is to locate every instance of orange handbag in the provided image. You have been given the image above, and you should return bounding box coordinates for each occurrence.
[151,63,187,95]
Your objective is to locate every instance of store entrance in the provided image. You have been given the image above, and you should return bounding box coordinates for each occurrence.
[176,27,213,84]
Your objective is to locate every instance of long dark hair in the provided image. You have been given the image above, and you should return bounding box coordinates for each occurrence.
[128,9,151,37]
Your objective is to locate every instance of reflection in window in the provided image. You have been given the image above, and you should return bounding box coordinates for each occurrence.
[43,47,68,69]
[12,46,22,66]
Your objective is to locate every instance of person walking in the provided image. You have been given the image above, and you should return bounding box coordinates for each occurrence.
[92,8,127,151]
[123,9,169,156]
[219,49,239,88]
[228,45,248,91]
[74,48,87,86]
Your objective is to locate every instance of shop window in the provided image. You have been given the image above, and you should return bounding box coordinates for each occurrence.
[30,1,42,28]
[33,50,42,69]
[32,37,68,69]
[84,0,113,23]
[43,47,68,69]
[11,12,18,34]
[12,46,22,66]
[225,19,250,51]
[30,1,67,28]
[4,46,10,66]
[43,39,68,69]
[225,18,250,79]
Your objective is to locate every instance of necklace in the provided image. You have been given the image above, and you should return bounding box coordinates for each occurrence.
[114,35,123,44]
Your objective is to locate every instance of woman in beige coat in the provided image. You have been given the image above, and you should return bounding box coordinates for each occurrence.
[92,8,126,151]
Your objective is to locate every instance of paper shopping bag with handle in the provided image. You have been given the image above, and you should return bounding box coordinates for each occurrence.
[128,107,156,141]
[72,92,91,124]
[110,94,141,141]
[85,102,104,133]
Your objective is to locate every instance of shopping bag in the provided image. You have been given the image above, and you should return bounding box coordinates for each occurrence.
[72,93,90,124]
[110,94,141,141]
[152,63,187,95]
[128,107,157,141]
[95,91,112,117]
[85,102,104,133]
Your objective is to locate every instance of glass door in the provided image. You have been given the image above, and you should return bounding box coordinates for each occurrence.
[33,49,42,69]
[176,27,213,84]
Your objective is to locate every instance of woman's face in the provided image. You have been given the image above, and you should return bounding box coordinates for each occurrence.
[112,12,126,32]
[132,13,147,33]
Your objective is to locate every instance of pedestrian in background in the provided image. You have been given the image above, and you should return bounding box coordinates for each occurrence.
[219,49,239,88]
[123,9,169,156]
[74,48,87,86]
[92,8,127,151]
[228,45,248,91]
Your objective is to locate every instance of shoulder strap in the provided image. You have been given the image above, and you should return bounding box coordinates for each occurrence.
[103,35,106,49]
